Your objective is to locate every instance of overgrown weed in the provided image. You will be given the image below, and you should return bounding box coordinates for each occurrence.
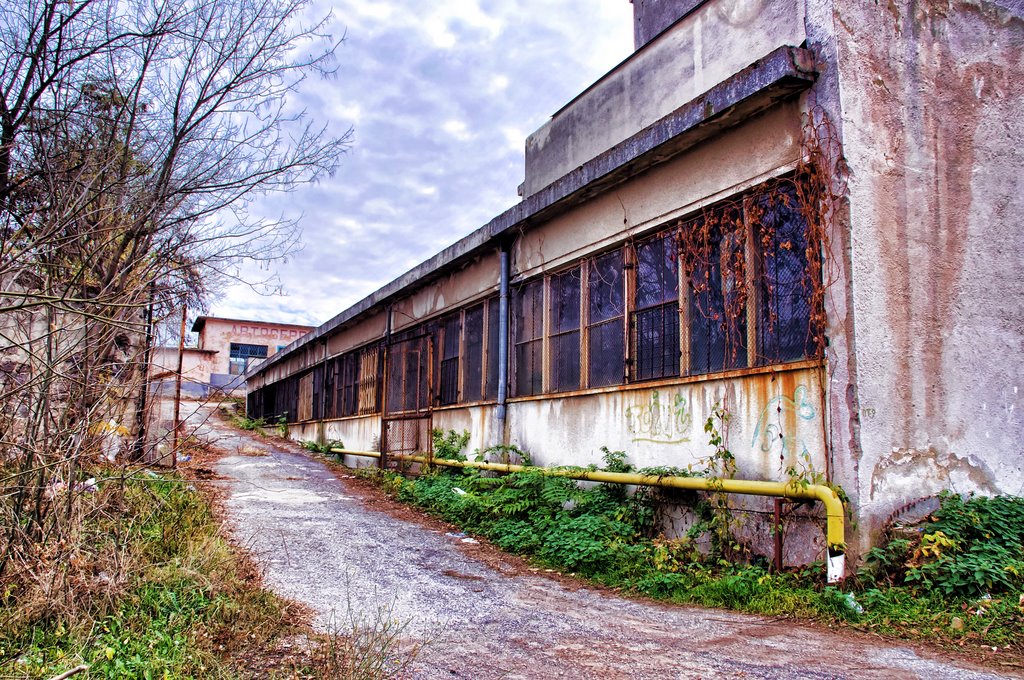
[0,463,423,678]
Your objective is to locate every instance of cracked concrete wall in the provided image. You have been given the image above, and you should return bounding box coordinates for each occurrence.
[834,0,1024,543]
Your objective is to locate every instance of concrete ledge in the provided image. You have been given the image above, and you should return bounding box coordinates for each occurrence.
[249,46,817,380]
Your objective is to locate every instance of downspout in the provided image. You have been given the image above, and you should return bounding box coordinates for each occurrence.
[369,452,847,584]
[496,246,510,421]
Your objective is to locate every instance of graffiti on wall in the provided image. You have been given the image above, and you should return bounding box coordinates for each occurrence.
[625,390,693,443]
[751,384,817,461]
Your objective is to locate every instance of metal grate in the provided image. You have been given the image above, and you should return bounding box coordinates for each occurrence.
[633,234,680,381]
[755,183,816,365]
[685,207,748,375]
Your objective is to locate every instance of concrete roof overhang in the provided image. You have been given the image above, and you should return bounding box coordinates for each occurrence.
[247,45,818,381]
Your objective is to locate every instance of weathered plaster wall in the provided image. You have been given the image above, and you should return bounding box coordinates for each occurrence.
[516,101,803,278]
[506,365,827,482]
[523,0,805,195]
[199,318,313,375]
[391,251,499,333]
[835,0,1024,540]
[149,347,216,382]
[324,310,387,356]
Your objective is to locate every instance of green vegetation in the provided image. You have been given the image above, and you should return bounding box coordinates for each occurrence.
[302,440,346,454]
[362,429,1024,657]
[230,413,268,432]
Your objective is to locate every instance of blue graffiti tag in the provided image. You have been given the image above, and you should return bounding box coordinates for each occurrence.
[751,385,817,460]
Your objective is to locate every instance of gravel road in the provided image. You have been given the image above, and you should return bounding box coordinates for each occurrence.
[184,402,1019,680]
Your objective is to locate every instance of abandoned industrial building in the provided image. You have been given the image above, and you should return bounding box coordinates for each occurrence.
[243,0,1024,576]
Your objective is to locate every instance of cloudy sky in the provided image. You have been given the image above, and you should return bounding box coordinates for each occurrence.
[211,0,635,328]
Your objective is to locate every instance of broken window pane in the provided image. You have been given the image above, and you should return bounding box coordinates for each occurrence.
[513,280,543,396]
[633,234,680,381]
[754,182,817,364]
[685,207,748,375]
[462,304,484,403]
[588,250,625,387]
[549,267,581,392]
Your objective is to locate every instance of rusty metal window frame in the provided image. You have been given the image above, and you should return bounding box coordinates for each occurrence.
[585,248,626,388]
[462,302,485,403]
[512,279,544,396]
[631,232,681,382]
[484,296,500,401]
[357,346,381,415]
[547,265,582,392]
[437,312,461,406]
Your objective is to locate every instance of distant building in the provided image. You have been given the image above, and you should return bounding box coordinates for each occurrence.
[150,316,314,397]
[244,0,1023,574]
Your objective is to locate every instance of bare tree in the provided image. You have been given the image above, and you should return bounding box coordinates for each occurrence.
[0,0,349,593]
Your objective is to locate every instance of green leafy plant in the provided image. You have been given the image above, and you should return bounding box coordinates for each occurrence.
[863,492,1024,597]
[302,439,345,454]
[431,429,470,461]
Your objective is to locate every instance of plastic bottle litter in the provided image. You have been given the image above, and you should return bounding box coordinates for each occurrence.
[841,592,864,615]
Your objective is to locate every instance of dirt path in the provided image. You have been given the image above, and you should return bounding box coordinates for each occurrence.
[185,402,1018,679]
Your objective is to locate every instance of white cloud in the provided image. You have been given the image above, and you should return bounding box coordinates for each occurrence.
[212,0,634,327]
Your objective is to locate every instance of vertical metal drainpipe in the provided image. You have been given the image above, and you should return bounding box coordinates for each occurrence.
[496,246,510,421]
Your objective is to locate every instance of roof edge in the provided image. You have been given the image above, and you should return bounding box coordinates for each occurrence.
[247,46,817,380]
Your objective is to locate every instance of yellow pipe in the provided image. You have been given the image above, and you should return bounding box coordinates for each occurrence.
[330,448,382,460]
[395,453,846,583]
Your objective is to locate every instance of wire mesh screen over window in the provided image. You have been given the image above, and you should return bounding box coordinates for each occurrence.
[462,304,484,403]
[229,342,267,375]
[438,314,461,406]
[588,250,625,387]
[386,334,429,414]
[514,280,543,396]
[754,183,817,364]
[633,234,680,381]
[683,205,748,375]
[548,267,581,392]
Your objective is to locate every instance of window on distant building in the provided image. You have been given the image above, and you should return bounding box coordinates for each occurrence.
[548,266,581,392]
[229,343,268,375]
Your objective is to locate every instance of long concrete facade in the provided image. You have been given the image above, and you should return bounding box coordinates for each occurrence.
[245,0,1024,565]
